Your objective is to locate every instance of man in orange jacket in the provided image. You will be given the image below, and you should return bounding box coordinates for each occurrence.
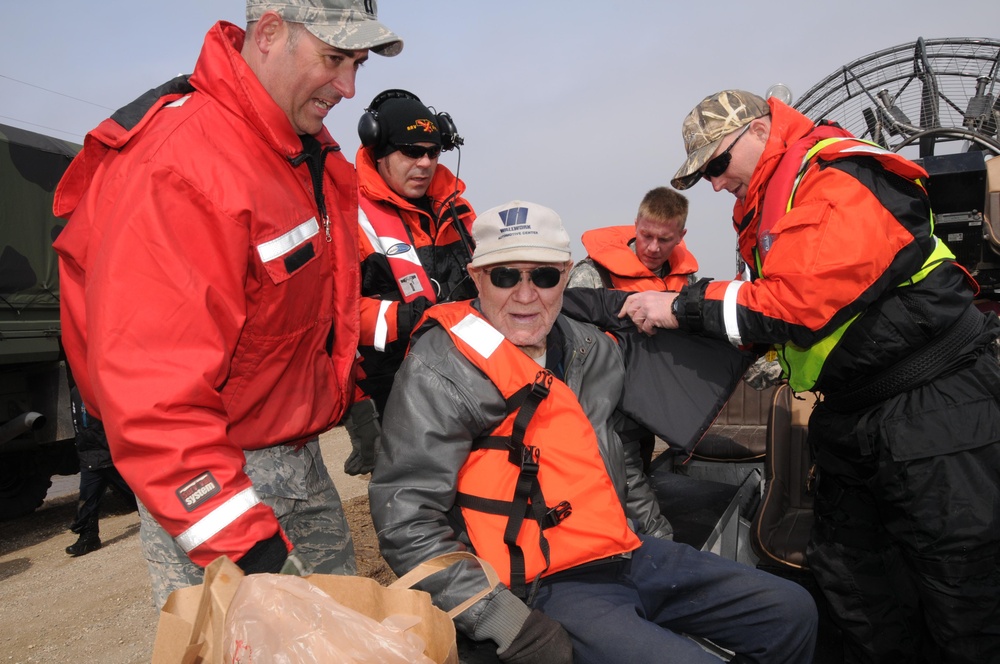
[622,89,1000,663]
[343,89,476,475]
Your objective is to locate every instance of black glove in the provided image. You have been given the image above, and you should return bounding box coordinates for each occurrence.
[343,398,381,476]
[498,609,573,664]
[396,296,432,340]
[236,533,288,574]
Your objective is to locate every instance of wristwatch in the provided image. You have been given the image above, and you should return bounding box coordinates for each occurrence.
[671,296,682,320]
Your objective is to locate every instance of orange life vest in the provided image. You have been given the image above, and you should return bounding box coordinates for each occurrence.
[424,303,640,594]
[581,225,698,292]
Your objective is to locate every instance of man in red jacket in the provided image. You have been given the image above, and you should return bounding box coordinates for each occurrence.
[622,89,1000,663]
[52,0,401,608]
[343,90,476,476]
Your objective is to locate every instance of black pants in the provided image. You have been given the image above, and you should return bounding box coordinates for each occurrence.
[70,466,135,535]
[807,354,1000,664]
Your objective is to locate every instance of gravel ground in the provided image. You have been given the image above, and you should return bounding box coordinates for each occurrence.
[0,427,387,664]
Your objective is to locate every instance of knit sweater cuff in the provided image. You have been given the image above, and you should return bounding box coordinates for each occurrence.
[473,587,532,652]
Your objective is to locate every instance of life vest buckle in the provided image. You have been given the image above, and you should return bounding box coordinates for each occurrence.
[541,500,572,529]
[530,370,553,398]
[510,445,540,473]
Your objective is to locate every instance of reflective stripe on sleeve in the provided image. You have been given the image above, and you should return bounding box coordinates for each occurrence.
[374,300,392,352]
[723,280,744,346]
[175,486,261,553]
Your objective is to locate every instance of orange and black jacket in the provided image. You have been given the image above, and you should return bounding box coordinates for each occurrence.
[671,98,977,394]
[580,225,699,292]
[354,147,476,414]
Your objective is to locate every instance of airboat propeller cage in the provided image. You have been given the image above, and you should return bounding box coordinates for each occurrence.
[793,37,1000,157]
[794,36,1000,299]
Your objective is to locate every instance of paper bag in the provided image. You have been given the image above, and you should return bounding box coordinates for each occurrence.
[151,551,499,664]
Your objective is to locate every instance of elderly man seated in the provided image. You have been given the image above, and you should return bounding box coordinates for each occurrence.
[369,200,818,664]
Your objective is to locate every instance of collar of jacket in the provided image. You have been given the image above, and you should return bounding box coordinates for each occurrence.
[732,98,815,245]
[189,21,342,161]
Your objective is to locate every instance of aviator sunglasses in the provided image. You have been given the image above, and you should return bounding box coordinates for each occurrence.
[394,144,442,160]
[700,123,752,181]
[485,266,565,289]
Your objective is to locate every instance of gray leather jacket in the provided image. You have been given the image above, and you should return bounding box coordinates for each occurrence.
[369,309,671,650]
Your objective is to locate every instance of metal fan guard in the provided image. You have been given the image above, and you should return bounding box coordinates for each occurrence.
[793,37,1000,157]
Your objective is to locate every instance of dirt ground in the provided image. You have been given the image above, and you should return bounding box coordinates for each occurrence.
[0,427,390,664]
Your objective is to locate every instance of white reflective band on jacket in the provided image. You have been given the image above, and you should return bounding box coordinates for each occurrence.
[722,280,744,346]
[175,486,261,553]
[374,300,392,352]
[256,218,319,262]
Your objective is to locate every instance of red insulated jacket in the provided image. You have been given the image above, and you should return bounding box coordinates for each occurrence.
[580,225,699,292]
[51,22,359,567]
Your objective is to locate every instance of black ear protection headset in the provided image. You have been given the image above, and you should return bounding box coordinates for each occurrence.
[357,88,464,153]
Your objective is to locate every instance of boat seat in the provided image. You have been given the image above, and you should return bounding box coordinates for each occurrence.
[750,384,818,570]
[689,381,776,462]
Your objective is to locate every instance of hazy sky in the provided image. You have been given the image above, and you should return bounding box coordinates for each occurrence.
[2,1,994,278]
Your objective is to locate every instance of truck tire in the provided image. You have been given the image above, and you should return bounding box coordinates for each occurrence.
[0,452,53,521]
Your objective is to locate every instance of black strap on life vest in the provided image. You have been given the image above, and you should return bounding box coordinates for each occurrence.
[455,370,572,601]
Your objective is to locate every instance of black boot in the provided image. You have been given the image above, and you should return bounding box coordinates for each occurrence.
[66,515,101,556]
[66,532,101,556]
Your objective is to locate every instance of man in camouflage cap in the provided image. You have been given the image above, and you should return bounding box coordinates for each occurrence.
[621,88,1000,662]
[53,0,401,607]
[246,0,401,56]
[670,89,769,191]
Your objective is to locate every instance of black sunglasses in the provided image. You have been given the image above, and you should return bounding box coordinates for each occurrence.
[700,124,751,181]
[485,266,565,289]
[394,144,442,160]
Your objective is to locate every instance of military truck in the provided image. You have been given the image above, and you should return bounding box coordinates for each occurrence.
[0,123,80,520]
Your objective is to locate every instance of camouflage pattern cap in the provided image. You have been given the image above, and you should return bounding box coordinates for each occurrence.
[246,0,402,56]
[671,90,769,190]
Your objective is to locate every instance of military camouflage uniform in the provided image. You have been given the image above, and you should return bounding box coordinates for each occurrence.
[138,439,355,608]
[742,355,784,390]
[567,258,608,289]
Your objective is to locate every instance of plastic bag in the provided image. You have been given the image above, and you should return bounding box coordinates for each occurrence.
[223,573,434,664]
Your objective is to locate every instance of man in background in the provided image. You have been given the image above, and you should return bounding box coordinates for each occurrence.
[344,89,476,476]
[569,186,698,291]
[569,186,698,471]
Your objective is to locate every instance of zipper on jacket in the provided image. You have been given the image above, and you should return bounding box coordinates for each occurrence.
[291,135,339,242]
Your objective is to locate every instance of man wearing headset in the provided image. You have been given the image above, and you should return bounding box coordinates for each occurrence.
[342,90,477,475]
